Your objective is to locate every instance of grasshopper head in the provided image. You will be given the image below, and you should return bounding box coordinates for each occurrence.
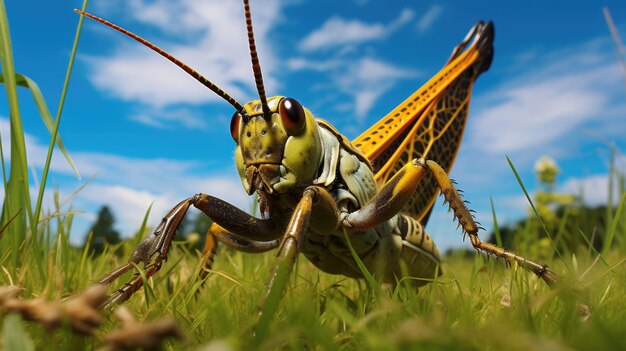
[231,96,322,199]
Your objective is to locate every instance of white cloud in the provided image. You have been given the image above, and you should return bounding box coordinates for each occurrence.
[0,116,251,242]
[499,194,532,213]
[287,55,418,119]
[334,57,418,119]
[561,174,623,206]
[287,57,418,119]
[287,56,419,119]
[1,116,82,178]
[129,107,208,130]
[82,2,421,126]
[423,37,626,242]
[298,9,415,52]
[471,70,608,154]
[300,17,386,52]
[416,5,443,34]
[65,152,251,215]
[286,7,424,121]
[286,57,342,72]
[455,54,624,195]
[83,0,283,112]
[468,41,626,157]
[74,174,249,239]
[126,0,191,32]
[77,184,172,233]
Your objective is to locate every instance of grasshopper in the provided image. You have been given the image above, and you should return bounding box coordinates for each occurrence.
[78,0,558,324]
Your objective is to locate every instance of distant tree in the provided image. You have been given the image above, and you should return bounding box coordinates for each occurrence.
[183,213,213,250]
[190,213,213,239]
[172,213,192,242]
[85,205,122,255]
[168,212,213,251]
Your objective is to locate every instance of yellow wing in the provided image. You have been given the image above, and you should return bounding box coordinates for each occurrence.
[352,21,494,223]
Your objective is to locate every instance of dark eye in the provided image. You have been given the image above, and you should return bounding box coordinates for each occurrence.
[279,97,306,136]
[230,112,242,142]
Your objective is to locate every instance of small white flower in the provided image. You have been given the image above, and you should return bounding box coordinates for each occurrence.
[534,156,559,174]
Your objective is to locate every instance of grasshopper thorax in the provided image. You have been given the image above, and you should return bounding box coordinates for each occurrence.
[233,96,323,212]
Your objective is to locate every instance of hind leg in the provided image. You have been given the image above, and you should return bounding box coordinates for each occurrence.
[343,158,559,286]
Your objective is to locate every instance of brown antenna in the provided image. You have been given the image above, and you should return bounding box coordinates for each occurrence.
[243,0,271,118]
[75,10,244,113]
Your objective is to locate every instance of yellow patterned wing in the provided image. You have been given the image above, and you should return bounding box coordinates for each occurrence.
[352,21,494,223]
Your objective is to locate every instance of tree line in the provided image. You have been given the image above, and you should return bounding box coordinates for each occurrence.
[84,206,212,255]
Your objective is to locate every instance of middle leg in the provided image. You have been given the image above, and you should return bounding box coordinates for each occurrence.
[199,223,280,281]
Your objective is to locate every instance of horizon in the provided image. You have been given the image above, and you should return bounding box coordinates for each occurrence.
[1,0,625,251]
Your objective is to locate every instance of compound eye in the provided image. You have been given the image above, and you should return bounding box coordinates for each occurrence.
[230,112,242,143]
[279,97,306,136]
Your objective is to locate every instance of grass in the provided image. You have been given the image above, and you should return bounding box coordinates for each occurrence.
[1,212,625,350]
[1,2,626,350]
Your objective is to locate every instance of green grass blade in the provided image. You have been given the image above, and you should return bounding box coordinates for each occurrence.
[2,314,34,351]
[134,262,156,308]
[550,205,571,260]
[577,228,610,266]
[0,73,79,177]
[0,208,20,239]
[606,148,615,236]
[505,156,568,268]
[0,0,35,251]
[255,253,294,342]
[136,202,153,239]
[490,196,503,247]
[0,124,7,189]
[342,229,380,296]
[602,192,625,257]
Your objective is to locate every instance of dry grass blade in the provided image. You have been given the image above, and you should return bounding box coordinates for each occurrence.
[0,209,21,239]
[603,7,626,90]
[0,285,24,304]
[63,284,108,333]
[1,284,107,335]
[100,306,185,351]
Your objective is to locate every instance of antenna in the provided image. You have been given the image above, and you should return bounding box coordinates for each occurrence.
[75,10,245,113]
[242,0,271,118]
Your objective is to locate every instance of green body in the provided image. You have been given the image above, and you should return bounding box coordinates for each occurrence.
[233,96,441,284]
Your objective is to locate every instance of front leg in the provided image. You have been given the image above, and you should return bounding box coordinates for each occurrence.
[254,186,339,340]
[97,193,281,308]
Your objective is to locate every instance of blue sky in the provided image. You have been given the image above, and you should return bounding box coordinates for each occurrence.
[2,0,626,251]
